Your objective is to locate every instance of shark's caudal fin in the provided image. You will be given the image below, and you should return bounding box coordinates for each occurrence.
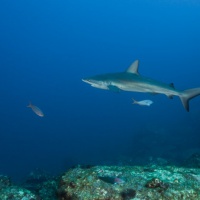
[27,101,32,108]
[132,98,137,104]
[180,88,200,111]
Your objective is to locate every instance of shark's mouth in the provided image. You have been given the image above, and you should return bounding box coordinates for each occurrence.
[82,79,108,90]
[91,84,108,90]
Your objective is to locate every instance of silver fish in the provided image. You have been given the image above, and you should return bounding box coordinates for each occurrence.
[27,102,44,117]
[132,98,153,106]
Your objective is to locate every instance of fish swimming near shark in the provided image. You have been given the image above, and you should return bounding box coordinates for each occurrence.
[82,60,200,111]
[132,98,153,106]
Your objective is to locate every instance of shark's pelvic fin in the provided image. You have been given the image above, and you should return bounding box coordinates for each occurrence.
[167,94,173,99]
[126,60,139,75]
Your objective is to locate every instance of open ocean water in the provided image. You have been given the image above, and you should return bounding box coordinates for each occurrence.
[0,0,200,185]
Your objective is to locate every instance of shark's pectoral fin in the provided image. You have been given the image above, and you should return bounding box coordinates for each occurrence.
[126,60,140,75]
[108,85,121,92]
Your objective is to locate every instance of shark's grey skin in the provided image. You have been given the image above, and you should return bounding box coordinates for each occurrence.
[82,60,200,111]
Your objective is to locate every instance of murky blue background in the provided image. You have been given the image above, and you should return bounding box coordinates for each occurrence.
[0,0,200,181]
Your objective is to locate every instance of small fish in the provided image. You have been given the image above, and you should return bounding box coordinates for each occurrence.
[98,176,125,185]
[27,102,44,117]
[114,177,125,184]
[132,98,153,106]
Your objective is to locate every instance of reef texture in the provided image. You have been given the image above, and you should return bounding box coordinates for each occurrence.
[1,164,200,199]
[0,171,58,200]
[0,175,38,200]
[57,165,200,200]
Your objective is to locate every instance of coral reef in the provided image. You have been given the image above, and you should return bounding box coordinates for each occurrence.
[57,165,200,200]
[1,163,200,199]
[0,170,58,200]
[0,186,38,200]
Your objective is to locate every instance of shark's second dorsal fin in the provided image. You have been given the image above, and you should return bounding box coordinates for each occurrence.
[126,60,139,75]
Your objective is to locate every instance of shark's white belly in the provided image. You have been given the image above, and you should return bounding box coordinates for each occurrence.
[117,82,180,96]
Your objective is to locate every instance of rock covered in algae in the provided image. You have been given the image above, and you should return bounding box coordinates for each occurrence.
[0,175,38,200]
[0,175,11,189]
[0,171,58,200]
[57,165,200,200]
[0,186,38,200]
[22,168,58,200]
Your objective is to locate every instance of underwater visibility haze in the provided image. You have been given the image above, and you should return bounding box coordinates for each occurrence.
[0,0,200,187]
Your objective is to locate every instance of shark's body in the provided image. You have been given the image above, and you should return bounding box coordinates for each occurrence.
[82,60,200,111]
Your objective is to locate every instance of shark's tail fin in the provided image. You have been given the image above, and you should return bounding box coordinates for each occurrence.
[180,88,200,111]
[132,98,137,104]
[27,101,32,108]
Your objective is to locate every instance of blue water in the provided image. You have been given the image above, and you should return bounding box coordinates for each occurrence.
[0,0,200,181]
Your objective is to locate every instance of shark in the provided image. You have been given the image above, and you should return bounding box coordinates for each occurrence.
[82,60,200,111]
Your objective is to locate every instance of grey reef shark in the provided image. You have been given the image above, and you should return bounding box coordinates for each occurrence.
[82,60,200,111]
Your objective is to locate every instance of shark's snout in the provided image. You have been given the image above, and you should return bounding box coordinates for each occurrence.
[82,78,93,84]
[82,78,87,83]
[82,77,108,90]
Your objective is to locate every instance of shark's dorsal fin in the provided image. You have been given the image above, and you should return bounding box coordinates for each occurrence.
[126,60,139,75]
